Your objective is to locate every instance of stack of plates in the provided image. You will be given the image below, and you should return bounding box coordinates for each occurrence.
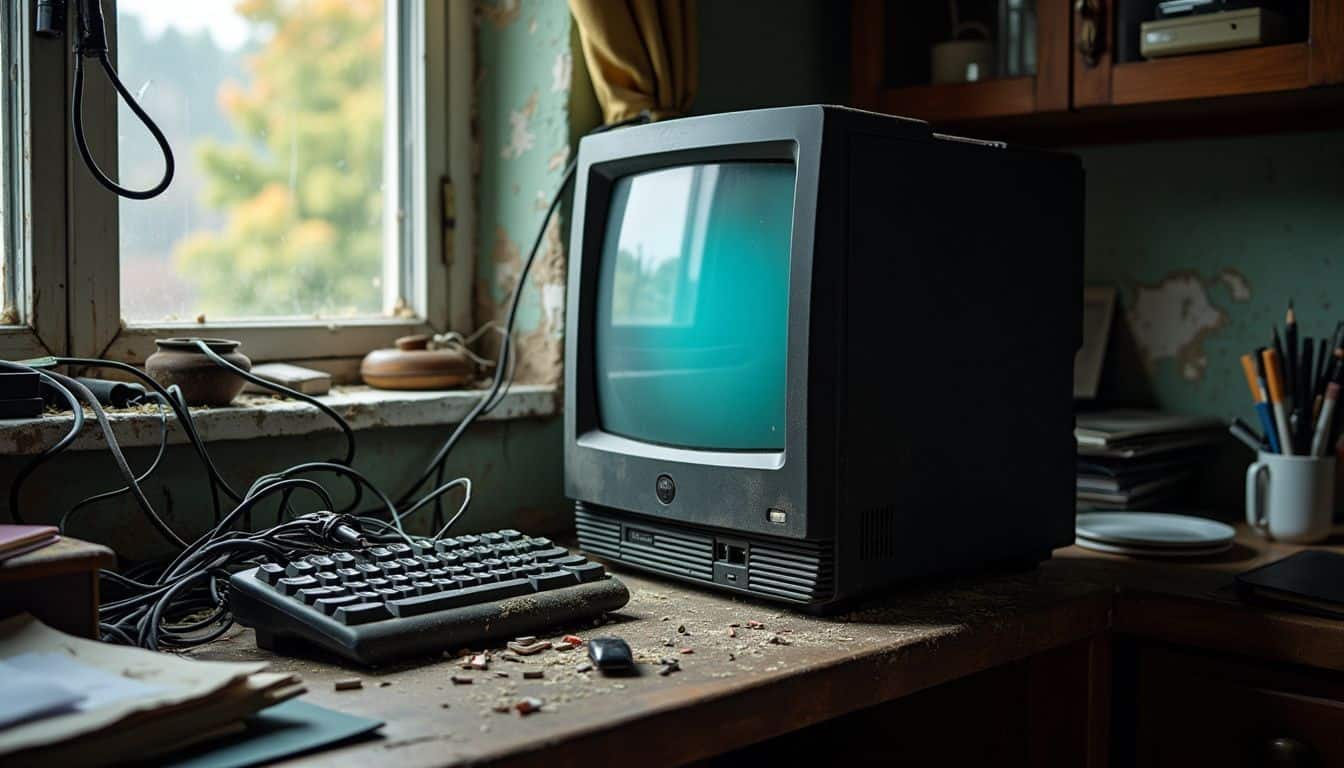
[1075,512,1236,558]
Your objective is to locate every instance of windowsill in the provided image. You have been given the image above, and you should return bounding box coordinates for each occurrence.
[0,385,558,455]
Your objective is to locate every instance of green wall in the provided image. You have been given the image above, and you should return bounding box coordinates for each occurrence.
[0,419,568,561]
[1078,130,1344,427]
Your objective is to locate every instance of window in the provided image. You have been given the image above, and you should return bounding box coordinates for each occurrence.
[0,0,464,366]
[116,0,389,323]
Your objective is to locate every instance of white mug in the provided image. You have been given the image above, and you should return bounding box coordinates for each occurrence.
[1245,452,1336,543]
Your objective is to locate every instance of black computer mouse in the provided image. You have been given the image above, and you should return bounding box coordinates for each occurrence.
[587,636,634,672]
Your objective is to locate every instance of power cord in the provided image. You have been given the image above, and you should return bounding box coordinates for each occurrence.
[39,0,175,200]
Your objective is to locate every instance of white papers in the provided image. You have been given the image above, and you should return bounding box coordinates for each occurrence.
[1,652,164,713]
[0,663,84,730]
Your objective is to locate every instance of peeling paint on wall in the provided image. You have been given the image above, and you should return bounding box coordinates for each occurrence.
[1128,272,1228,382]
[1217,268,1252,302]
[477,0,574,388]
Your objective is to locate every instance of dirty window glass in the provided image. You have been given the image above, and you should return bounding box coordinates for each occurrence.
[116,0,388,323]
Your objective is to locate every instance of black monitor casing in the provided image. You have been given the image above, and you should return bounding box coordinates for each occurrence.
[564,105,1082,612]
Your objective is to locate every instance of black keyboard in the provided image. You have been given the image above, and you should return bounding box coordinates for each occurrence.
[228,529,629,665]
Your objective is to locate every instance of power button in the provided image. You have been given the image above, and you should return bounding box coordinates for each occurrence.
[655,474,676,504]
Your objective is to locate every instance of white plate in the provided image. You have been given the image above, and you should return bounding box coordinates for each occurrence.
[1075,512,1235,549]
[1073,536,1232,558]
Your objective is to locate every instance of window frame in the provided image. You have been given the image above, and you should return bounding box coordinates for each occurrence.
[48,0,464,369]
[0,0,69,360]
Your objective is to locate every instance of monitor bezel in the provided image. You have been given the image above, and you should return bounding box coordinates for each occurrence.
[565,107,823,540]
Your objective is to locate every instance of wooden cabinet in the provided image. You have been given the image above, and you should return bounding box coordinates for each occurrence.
[1126,644,1344,767]
[851,0,1344,141]
[851,0,1074,121]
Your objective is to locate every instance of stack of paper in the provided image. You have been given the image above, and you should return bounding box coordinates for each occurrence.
[0,615,304,767]
[1076,410,1222,509]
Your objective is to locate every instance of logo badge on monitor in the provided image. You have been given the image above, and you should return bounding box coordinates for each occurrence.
[655,474,676,504]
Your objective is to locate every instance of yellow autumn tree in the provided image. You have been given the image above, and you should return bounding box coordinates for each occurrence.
[174,0,385,318]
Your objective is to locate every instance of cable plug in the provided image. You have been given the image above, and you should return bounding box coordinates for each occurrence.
[36,0,65,38]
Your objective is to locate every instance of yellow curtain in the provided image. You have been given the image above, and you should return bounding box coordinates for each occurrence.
[568,0,698,124]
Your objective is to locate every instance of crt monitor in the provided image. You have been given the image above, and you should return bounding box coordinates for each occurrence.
[564,105,1082,611]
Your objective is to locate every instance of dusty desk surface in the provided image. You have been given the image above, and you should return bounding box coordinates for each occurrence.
[187,564,1113,767]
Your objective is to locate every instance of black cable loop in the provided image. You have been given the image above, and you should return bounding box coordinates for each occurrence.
[72,51,174,199]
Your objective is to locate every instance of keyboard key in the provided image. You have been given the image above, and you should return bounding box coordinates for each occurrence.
[533,547,569,561]
[368,547,394,561]
[529,570,577,590]
[498,528,522,540]
[366,577,390,588]
[277,575,319,595]
[396,557,420,570]
[434,538,459,553]
[386,574,411,586]
[257,563,285,584]
[436,553,461,566]
[335,567,361,582]
[315,595,361,616]
[455,535,479,546]
[355,562,381,577]
[336,603,392,625]
[298,587,334,604]
[316,571,342,586]
[352,590,379,599]
[309,555,335,569]
[425,568,447,579]
[414,555,439,568]
[285,561,316,578]
[555,555,586,568]
[481,532,504,545]
[387,578,533,617]
[345,580,369,592]
[451,574,478,588]
[563,561,606,583]
[331,552,356,566]
[387,543,413,557]
[410,580,439,595]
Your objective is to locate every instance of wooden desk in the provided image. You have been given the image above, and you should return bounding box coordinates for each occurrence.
[181,526,1343,767]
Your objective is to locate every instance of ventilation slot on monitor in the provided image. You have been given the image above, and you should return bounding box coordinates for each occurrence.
[748,539,833,602]
[574,502,622,559]
[858,505,899,561]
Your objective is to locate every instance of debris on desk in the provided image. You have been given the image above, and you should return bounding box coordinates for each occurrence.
[562,634,583,646]
[462,653,490,670]
[523,669,544,680]
[767,634,792,646]
[514,696,544,715]
[492,701,511,714]
[746,620,765,630]
[658,658,681,677]
[499,652,525,663]
[660,615,670,621]
[676,624,687,634]
[679,647,694,654]
[379,680,392,688]
[575,662,593,673]
[451,675,473,685]
[495,671,510,678]
[507,639,552,656]
[334,678,363,691]
[662,638,674,647]
[727,627,737,638]
[514,635,537,644]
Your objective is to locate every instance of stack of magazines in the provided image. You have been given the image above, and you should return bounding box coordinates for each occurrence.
[1075,410,1223,510]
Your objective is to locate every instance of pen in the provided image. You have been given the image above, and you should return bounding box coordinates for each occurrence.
[1263,347,1295,455]
[1286,302,1298,417]
[1300,336,1314,448]
[1241,351,1280,453]
[1311,370,1342,457]
[1229,419,1266,453]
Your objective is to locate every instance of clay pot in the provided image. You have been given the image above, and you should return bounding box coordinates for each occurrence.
[361,334,476,390]
[145,337,252,406]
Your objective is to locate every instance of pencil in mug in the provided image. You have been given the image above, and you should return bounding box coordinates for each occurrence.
[1262,347,1295,455]
[1310,366,1341,457]
[1241,352,1280,454]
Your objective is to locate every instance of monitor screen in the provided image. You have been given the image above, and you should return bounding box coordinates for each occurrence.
[594,161,794,452]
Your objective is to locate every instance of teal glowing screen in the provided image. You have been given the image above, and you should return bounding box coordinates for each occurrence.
[594,162,794,451]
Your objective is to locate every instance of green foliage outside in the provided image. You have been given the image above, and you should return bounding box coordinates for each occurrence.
[175,0,385,319]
